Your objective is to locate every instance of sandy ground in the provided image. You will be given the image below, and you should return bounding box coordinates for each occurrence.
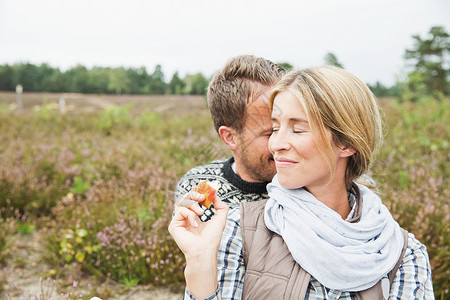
[2,233,184,300]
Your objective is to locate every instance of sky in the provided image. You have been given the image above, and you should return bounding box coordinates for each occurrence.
[0,0,449,86]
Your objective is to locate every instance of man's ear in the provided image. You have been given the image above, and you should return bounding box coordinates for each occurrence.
[340,146,356,158]
[218,126,239,151]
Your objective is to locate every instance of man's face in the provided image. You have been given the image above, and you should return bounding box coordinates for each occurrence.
[234,86,276,183]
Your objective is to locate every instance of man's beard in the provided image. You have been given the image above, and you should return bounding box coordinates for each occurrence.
[239,148,275,183]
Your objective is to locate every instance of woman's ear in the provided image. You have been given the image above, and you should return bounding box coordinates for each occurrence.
[340,146,356,158]
[218,126,239,150]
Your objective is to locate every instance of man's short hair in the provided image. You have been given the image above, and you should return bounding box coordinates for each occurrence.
[207,55,285,133]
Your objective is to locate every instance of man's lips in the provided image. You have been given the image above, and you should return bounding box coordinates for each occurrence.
[274,157,297,167]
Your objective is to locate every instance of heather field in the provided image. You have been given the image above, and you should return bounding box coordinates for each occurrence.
[0,92,448,299]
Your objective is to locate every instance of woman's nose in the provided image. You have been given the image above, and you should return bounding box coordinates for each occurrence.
[269,130,291,153]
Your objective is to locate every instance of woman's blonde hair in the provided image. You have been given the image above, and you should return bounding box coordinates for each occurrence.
[269,65,383,189]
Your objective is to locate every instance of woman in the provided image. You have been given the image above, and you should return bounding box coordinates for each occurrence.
[169,66,434,299]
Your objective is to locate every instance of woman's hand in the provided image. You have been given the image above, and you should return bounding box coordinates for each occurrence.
[168,190,229,298]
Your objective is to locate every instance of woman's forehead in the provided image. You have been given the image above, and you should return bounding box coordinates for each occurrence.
[271,91,306,118]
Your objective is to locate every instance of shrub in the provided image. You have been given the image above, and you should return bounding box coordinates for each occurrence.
[0,216,15,265]
[373,97,449,297]
[1,94,447,298]
[43,164,186,288]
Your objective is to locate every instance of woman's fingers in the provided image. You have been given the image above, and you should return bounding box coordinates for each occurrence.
[211,194,228,212]
[176,191,205,215]
[176,190,204,205]
[206,195,229,227]
[174,190,228,226]
[189,190,205,202]
[179,207,199,228]
[171,206,199,229]
[176,197,196,207]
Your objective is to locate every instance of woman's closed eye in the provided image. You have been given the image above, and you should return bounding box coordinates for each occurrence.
[271,127,307,134]
[293,128,306,134]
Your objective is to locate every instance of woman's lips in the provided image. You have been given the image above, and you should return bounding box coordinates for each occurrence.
[274,157,297,168]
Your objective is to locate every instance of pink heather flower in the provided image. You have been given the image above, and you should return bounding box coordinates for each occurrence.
[81,149,91,157]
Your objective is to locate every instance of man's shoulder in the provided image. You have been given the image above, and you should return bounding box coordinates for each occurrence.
[174,157,269,206]
[181,158,229,179]
[174,158,231,201]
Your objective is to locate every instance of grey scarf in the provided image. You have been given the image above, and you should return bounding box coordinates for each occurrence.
[264,175,404,291]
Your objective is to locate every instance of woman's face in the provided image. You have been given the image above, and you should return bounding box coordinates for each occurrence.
[269,91,347,194]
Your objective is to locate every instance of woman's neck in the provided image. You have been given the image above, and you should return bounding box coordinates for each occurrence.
[306,182,351,220]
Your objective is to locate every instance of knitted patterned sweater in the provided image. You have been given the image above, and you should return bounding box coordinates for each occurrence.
[174,157,269,221]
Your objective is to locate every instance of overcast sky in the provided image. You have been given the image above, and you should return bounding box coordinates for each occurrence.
[0,0,449,86]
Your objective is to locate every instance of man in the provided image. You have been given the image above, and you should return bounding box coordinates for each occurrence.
[174,55,286,221]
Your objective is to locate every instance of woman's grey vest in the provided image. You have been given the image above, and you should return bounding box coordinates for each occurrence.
[240,200,408,300]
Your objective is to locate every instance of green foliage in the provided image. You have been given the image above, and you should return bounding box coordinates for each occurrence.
[277,62,293,71]
[373,98,449,296]
[402,25,449,100]
[0,139,72,217]
[58,225,99,265]
[16,221,36,234]
[64,65,90,93]
[0,215,15,293]
[367,81,402,98]
[324,52,344,68]
[183,73,209,95]
[122,277,139,288]
[71,177,90,195]
[149,65,167,95]
[0,217,15,265]
[11,63,42,91]
[0,63,173,95]
[34,97,60,120]
[0,64,13,91]
[108,67,130,94]
[96,104,133,134]
[126,66,151,94]
[168,71,185,95]
[0,62,215,95]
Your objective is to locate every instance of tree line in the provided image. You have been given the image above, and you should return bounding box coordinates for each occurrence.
[0,26,448,100]
[0,63,209,95]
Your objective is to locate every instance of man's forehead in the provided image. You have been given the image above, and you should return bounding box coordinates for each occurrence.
[242,85,273,133]
[246,95,271,115]
[248,88,272,107]
[243,98,272,134]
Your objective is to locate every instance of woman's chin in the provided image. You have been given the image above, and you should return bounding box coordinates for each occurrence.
[277,176,301,190]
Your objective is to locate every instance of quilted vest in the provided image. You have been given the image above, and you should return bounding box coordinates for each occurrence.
[240,200,408,300]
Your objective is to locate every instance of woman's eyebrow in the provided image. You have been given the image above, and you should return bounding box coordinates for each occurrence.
[271,116,308,124]
[290,117,308,124]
